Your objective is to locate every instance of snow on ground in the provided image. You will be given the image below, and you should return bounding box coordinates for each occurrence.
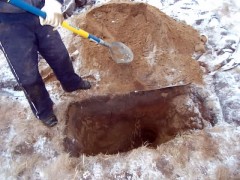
[0,0,240,179]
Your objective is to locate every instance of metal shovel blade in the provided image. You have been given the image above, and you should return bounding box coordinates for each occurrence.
[108,42,134,64]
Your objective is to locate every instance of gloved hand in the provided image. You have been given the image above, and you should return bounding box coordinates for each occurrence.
[39,0,64,28]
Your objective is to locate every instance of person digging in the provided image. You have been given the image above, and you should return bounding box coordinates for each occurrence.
[0,0,91,127]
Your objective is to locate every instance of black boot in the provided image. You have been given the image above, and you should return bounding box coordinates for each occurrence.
[63,80,91,92]
[78,80,91,90]
[41,114,58,127]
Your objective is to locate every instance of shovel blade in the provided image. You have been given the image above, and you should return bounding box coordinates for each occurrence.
[109,42,134,64]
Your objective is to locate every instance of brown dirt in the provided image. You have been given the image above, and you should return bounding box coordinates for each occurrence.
[67,2,204,94]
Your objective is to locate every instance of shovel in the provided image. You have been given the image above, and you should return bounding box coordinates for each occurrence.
[7,0,134,64]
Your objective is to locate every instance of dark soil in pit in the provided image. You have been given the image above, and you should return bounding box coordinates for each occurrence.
[64,85,215,156]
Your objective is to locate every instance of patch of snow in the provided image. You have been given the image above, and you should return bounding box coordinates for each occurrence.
[0,51,15,82]
[33,136,56,159]
[92,163,104,179]
[4,125,17,144]
[145,44,157,66]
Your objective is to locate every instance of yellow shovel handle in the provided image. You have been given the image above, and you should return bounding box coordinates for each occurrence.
[61,21,89,39]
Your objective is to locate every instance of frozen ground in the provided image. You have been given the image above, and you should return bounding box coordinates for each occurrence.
[0,0,240,179]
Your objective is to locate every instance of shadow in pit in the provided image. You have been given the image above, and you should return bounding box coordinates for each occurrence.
[64,85,214,157]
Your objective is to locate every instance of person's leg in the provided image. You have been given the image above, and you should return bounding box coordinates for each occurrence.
[35,20,91,92]
[0,13,56,126]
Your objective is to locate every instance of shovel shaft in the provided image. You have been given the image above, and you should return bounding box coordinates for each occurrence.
[8,0,103,44]
[8,0,47,18]
[61,21,101,44]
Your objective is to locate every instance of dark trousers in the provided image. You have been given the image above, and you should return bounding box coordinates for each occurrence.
[0,12,82,120]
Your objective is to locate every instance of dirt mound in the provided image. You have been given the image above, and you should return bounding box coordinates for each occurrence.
[68,2,204,94]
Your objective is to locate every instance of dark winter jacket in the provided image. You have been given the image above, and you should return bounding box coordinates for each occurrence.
[0,0,63,13]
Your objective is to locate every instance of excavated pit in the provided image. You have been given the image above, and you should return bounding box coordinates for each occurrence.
[64,85,215,156]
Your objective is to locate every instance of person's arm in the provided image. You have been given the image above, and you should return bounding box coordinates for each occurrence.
[39,0,64,28]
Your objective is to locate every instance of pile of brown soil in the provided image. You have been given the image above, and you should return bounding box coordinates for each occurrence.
[68,2,204,94]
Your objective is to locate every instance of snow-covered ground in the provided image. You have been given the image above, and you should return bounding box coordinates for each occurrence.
[0,0,240,179]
